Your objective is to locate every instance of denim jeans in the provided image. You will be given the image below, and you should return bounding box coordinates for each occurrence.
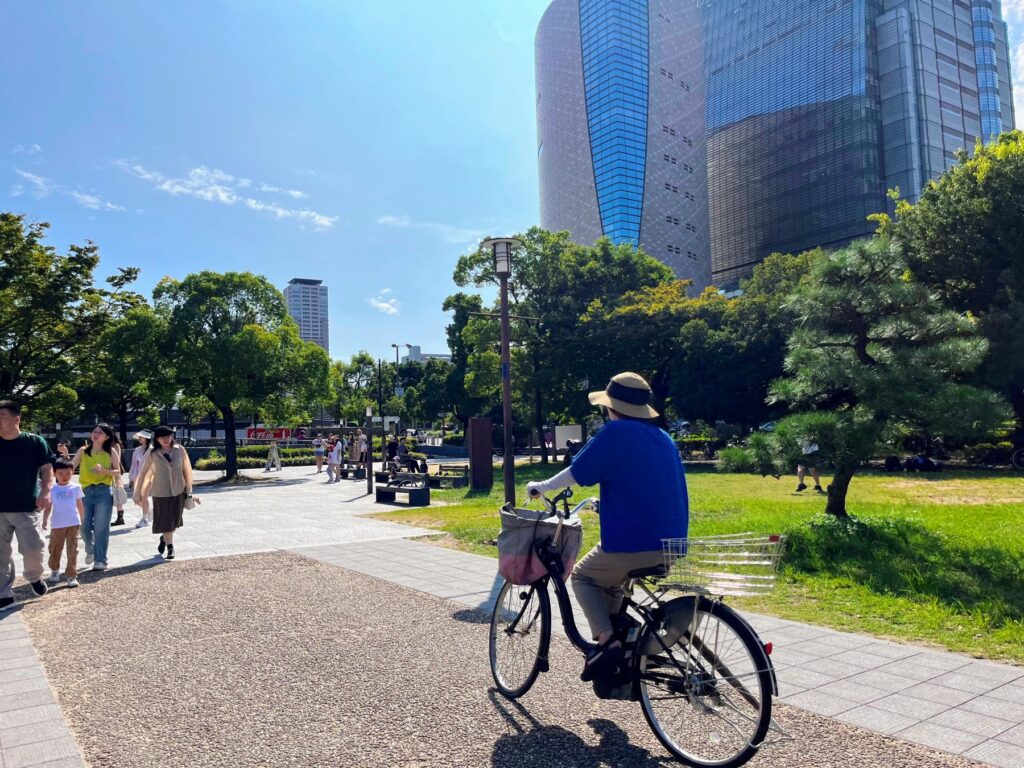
[82,484,113,565]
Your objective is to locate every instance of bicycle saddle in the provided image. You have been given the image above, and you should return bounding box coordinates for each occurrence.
[628,565,667,579]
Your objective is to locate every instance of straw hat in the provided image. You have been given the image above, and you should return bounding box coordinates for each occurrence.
[588,372,659,419]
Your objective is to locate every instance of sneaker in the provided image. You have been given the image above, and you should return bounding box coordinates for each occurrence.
[815,486,825,494]
[165,544,175,561]
[0,597,15,612]
[157,535,166,555]
[580,641,623,683]
[795,483,808,492]
[67,578,79,588]
[92,562,106,572]
[47,571,61,585]
[135,518,148,528]
[29,580,48,597]
[85,552,94,565]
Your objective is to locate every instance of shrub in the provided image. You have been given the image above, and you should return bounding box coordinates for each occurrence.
[963,442,1013,465]
[716,446,757,473]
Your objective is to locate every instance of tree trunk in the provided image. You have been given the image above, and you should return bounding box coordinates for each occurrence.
[117,404,129,458]
[220,404,237,479]
[650,362,671,431]
[533,390,548,466]
[209,413,217,439]
[825,464,855,518]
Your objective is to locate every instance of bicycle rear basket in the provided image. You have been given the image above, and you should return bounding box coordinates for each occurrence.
[660,533,786,596]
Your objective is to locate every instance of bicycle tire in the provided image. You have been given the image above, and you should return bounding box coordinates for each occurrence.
[1012,449,1024,471]
[489,579,551,698]
[637,596,772,768]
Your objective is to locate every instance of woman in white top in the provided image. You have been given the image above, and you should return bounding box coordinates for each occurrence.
[129,430,152,528]
[325,438,341,483]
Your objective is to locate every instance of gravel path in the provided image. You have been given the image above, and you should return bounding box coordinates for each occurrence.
[22,552,986,768]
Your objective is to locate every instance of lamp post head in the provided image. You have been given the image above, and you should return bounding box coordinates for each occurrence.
[482,237,522,279]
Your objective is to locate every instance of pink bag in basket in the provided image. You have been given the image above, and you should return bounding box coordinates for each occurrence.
[497,506,583,585]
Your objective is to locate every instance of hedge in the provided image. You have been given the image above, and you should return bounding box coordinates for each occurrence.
[195,450,426,471]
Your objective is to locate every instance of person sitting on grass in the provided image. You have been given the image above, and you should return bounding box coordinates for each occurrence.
[526,372,689,683]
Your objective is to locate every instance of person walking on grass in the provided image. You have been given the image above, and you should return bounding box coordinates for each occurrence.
[132,426,198,561]
[71,423,123,572]
[129,430,153,528]
[0,400,52,610]
[525,372,689,683]
[42,458,83,588]
[795,439,824,494]
[264,440,282,472]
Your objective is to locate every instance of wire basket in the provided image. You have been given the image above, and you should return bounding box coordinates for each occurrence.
[660,533,786,597]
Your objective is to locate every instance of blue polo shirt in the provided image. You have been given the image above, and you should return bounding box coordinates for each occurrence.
[569,419,689,553]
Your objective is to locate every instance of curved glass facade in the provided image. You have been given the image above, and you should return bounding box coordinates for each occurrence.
[972,0,1002,138]
[579,0,649,246]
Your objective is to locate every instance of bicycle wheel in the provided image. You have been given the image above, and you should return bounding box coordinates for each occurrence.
[637,597,772,768]
[489,579,551,698]
[1012,449,1024,471]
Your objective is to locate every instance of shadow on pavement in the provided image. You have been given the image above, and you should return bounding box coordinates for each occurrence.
[488,691,669,767]
[192,478,307,494]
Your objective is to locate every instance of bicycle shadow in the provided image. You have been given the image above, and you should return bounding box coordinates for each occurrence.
[488,690,670,767]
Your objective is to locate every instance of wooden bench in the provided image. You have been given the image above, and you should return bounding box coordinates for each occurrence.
[375,472,430,506]
[336,462,366,480]
[428,463,469,489]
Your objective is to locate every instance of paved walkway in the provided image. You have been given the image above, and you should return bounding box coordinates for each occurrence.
[0,466,1020,767]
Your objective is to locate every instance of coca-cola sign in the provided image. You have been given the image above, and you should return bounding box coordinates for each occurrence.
[246,427,291,440]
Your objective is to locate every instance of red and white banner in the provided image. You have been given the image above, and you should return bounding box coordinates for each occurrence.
[246,427,292,440]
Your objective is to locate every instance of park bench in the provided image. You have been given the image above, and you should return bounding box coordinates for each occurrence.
[336,462,366,480]
[428,463,469,489]
[375,472,430,507]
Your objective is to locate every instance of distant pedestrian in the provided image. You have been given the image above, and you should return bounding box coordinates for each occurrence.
[42,457,83,588]
[0,400,52,610]
[386,435,398,468]
[326,438,341,482]
[132,426,198,561]
[313,433,325,473]
[795,439,824,494]
[348,433,359,463]
[130,430,153,528]
[544,429,552,449]
[264,440,282,472]
[357,430,368,464]
[71,423,123,572]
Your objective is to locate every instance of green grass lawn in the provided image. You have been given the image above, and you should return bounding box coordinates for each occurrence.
[373,464,1024,663]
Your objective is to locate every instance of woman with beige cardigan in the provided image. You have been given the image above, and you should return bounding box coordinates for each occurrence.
[132,426,200,561]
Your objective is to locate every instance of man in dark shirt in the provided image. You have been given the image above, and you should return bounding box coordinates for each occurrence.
[0,400,52,610]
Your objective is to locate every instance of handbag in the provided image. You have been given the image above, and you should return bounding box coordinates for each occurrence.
[111,485,128,508]
[496,506,582,585]
[183,495,197,510]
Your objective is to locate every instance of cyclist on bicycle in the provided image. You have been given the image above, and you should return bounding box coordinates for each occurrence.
[526,372,689,681]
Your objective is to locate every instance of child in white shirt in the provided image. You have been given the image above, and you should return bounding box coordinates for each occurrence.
[43,458,84,587]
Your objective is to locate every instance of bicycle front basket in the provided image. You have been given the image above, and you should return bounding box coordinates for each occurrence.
[661,533,786,597]
[496,506,582,585]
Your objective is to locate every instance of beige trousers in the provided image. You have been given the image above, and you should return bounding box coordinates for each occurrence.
[48,525,80,579]
[0,512,46,598]
[571,544,663,639]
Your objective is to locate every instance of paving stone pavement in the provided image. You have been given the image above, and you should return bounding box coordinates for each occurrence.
[0,465,1020,767]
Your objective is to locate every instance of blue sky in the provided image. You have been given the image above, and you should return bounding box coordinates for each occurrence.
[3,2,1022,362]
[3,1,551,361]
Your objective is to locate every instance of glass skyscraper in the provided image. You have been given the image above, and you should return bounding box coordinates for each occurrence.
[284,278,329,353]
[701,0,1016,286]
[537,0,712,289]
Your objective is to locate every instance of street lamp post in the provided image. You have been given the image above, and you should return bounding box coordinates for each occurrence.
[390,343,411,433]
[482,237,522,505]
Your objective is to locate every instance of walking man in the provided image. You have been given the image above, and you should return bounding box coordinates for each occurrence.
[0,400,52,610]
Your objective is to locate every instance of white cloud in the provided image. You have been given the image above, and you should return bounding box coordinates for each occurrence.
[11,143,41,155]
[116,160,336,230]
[12,169,124,211]
[9,184,24,197]
[367,291,400,315]
[376,214,487,245]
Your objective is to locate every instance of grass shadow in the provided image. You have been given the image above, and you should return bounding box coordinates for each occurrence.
[785,515,1024,625]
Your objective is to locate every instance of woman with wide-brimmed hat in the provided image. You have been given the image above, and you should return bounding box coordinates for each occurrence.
[132,426,198,561]
[129,429,153,528]
[526,372,689,682]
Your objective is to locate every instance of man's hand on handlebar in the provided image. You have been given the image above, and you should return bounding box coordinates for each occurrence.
[526,481,543,499]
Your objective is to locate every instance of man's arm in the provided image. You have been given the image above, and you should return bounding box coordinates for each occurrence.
[36,463,53,512]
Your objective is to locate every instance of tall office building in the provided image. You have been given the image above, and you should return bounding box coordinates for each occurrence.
[284,278,329,353]
[536,0,712,289]
[702,0,1016,286]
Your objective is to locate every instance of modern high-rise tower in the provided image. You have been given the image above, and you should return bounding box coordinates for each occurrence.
[284,278,329,353]
[701,0,1016,286]
[536,0,712,289]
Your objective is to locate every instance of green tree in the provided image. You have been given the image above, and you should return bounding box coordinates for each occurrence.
[880,131,1024,433]
[766,238,1007,517]
[453,228,673,460]
[154,271,329,478]
[0,212,140,423]
[441,292,491,429]
[76,305,176,446]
